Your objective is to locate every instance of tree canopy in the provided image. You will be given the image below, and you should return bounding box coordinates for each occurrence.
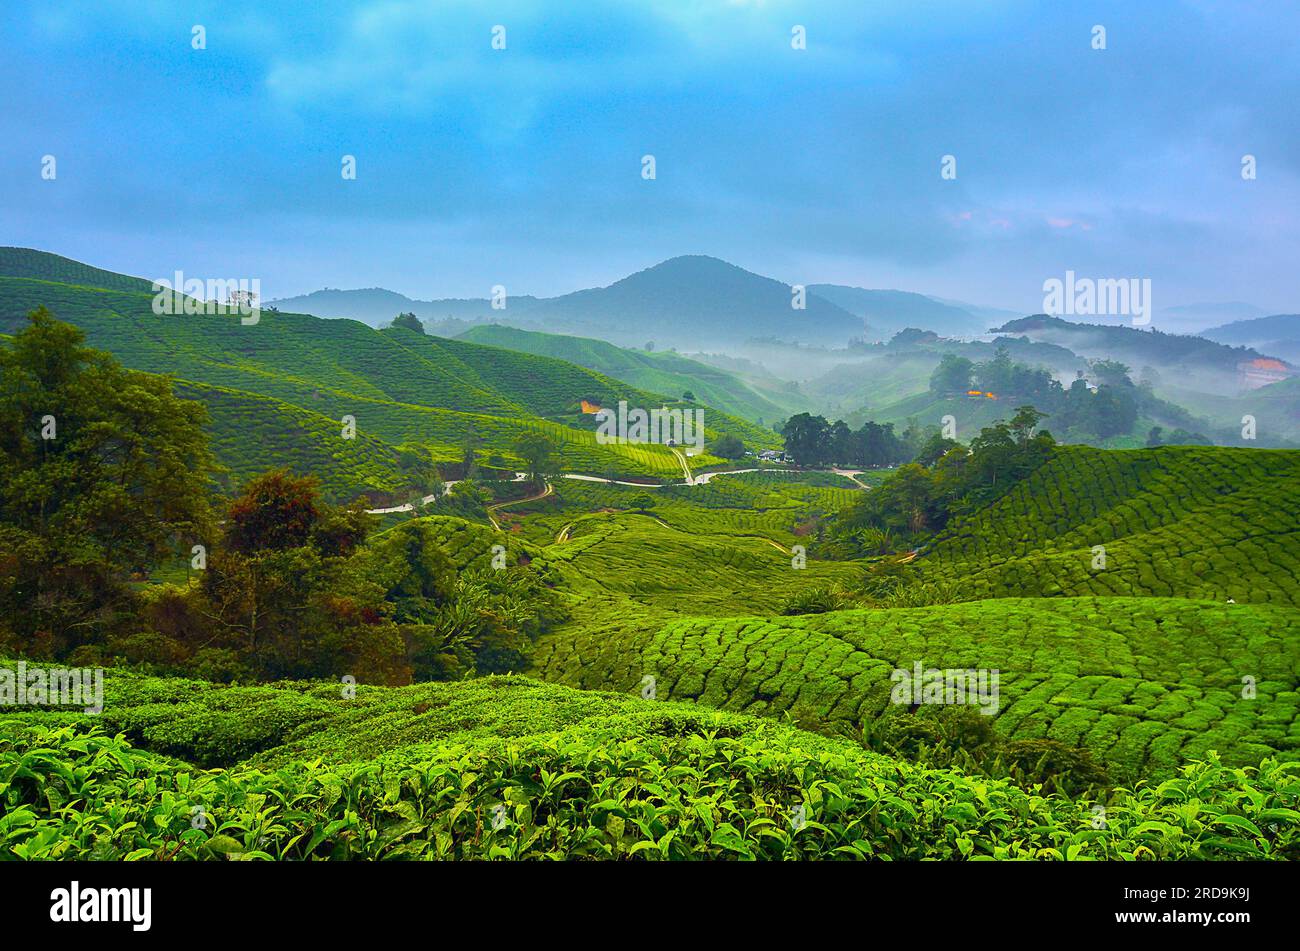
[833,408,1056,549]
[0,308,215,651]
[780,414,911,468]
[391,312,424,333]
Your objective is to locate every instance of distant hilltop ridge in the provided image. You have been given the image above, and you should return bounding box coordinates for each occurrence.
[270,254,1017,348]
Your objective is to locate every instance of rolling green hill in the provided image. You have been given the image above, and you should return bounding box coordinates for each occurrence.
[0,247,157,295]
[918,445,1300,605]
[0,250,777,500]
[602,597,1299,782]
[458,324,801,424]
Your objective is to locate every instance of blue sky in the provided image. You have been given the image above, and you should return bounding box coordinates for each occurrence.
[2,0,1296,324]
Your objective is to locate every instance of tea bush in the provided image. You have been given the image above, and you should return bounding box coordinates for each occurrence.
[4,707,1298,860]
[921,446,1300,606]
[563,597,1300,782]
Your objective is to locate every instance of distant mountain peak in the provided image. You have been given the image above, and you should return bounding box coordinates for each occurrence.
[618,254,785,286]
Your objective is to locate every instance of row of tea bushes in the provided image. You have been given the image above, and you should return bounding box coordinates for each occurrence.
[623,598,1299,782]
[4,714,1297,860]
[923,446,1300,606]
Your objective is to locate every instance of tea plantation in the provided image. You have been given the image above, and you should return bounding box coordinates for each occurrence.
[624,599,1299,781]
[919,445,1300,605]
[4,251,1299,862]
[0,253,777,501]
[3,674,1297,860]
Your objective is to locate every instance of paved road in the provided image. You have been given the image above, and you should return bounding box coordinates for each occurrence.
[691,466,868,485]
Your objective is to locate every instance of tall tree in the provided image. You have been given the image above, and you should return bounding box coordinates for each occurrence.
[391,312,425,333]
[973,345,1015,393]
[930,353,974,395]
[1007,405,1050,447]
[781,413,830,465]
[198,470,395,681]
[513,432,558,486]
[0,308,215,653]
[711,434,746,460]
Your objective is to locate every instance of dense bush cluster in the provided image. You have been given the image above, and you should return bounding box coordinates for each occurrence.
[3,685,1297,860]
[6,462,565,685]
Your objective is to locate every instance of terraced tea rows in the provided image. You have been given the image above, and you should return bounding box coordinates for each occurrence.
[505,472,859,548]
[379,516,538,571]
[177,380,419,498]
[538,598,1300,782]
[526,493,865,693]
[541,517,854,607]
[921,446,1300,605]
[0,247,156,294]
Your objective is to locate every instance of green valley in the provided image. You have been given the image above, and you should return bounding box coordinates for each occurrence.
[3,253,1298,868]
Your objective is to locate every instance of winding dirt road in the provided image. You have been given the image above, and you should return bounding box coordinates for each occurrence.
[367,466,871,516]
